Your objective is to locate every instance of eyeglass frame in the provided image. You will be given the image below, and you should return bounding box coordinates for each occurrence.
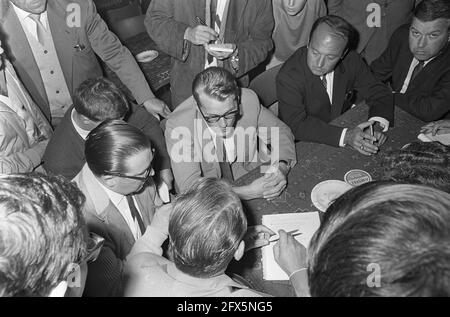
[196,97,241,124]
[103,162,154,182]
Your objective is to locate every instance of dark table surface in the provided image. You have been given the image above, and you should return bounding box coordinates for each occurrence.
[104,32,171,97]
[227,105,425,297]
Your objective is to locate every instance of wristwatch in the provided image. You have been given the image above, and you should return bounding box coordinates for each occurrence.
[230,49,239,73]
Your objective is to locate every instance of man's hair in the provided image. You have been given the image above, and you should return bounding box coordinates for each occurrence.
[192,67,240,107]
[73,77,129,122]
[308,181,450,297]
[414,0,450,22]
[85,119,152,177]
[0,174,87,297]
[382,141,450,193]
[309,15,354,47]
[169,178,247,278]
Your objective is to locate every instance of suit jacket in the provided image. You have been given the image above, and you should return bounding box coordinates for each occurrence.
[0,0,154,122]
[328,0,417,64]
[73,164,160,297]
[0,60,52,173]
[43,104,171,179]
[145,0,274,107]
[165,88,297,192]
[371,24,450,122]
[277,46,394,147]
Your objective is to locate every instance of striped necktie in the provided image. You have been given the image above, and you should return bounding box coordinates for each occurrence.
[217,138,234,182]
[28,14,47,47]
[410,60,425,83]
[207,0,220,64]
[126,195,146,235]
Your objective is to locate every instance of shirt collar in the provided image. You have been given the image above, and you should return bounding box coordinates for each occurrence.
[11,2,48,24]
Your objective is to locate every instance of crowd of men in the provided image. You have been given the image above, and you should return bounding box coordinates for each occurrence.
[1,0,450,297]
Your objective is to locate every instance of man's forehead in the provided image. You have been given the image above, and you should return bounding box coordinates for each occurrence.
[311,23,347,49]
[411,17,450,33]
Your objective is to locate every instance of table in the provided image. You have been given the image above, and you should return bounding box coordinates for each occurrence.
[227,105,424,297]
[104,32,171,97]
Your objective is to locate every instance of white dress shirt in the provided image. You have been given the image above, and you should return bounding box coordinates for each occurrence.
[12,3,49,40]
[207,125,237,163]
[96,178,144,241]
[322,72,390,147]
[205,0,228,69]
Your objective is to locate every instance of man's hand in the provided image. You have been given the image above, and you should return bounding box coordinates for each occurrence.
[244,225,275,252]
[262,164,288,200]
[184,25,218,45]
[421,120,450,136]
[345,121,379,156]
[158,168,174,191]
[204,43,236,60]
[273,230,308,276]
[151,203,173,234]
[143,97,171,119]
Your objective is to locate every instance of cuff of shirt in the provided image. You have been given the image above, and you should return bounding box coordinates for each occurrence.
[369,117,390,132]
[339,128,348,147]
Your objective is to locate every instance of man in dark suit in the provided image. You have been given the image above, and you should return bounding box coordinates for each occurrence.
[0,0,170,126]
[277,15,394,155]
[371,0,450,122]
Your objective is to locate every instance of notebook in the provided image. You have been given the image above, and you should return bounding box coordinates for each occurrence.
[261,212,321,281]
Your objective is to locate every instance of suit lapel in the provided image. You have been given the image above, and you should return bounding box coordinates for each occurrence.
[224,0,248,42]
[47,1,75,94]
[2,3,49,117]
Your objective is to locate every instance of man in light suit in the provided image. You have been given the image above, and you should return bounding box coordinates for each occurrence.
[73,120,170,297]
[0,0,170,126]
[165,67,297,200]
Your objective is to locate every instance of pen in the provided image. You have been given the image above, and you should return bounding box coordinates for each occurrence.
[370,123,375,145]
[195,16,206,26]
[269,230,302,243]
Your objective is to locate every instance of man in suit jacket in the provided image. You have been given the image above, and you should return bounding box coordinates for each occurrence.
[328,0,420,64]
[73,120,170,297]
[0,0,169,126]
[145,0,274,107]
[166,67,296,200]
[371,0,450,122]
[0,40,52,173]
[277,15,394,155]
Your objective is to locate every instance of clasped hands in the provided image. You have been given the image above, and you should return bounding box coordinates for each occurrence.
[245,162,290,201]
[345,121,387,156]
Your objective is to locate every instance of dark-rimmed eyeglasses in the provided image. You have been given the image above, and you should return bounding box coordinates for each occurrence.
[105,164,154,182]
[198,103,241,124]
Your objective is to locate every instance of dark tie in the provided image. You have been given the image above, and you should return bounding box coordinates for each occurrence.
[207,0,220,64]
[217,139,234,182]
[126,195,146,235]
[321,75,328,90]
[410,60,425,83]
[29,14,46,47]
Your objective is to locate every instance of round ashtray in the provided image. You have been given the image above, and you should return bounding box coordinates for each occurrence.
[135,50,158,63]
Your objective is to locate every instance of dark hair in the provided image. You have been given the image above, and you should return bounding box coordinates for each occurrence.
[382,141,450,193]
[414,0,450,22]
[309,15,355,48]
[192,67,240,107]
[73,77,129,122]
[85,120,152,176]
[169,178,247,278]
[308,182,450,297]
[0,173,87,297]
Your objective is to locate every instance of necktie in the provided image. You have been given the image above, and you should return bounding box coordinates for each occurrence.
[207,0,220,64]
[29,14,46,47]
[410,60,425,83]
[217,138,234,182]
[126,195,146,235]
[321,75,328,91]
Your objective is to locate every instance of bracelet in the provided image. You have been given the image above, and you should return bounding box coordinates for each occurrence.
[289,268,307,279]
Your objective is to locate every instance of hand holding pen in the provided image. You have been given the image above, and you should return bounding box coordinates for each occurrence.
[184,16,218,46]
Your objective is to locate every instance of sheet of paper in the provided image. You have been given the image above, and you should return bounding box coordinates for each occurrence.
[418,133,450,146]
[261,212,321,281]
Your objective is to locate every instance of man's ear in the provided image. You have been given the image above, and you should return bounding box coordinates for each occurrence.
[234,241,245,261]
[101,175,117,188]
[48,281,68,297]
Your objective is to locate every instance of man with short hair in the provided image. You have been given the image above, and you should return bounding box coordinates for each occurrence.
[0,0,170,126]
[165,67,296,200]
[371,0,450,122]
[277,15,394,155]
[124,178,274,297]
[43,77,173,189]
[0,173,87,297]
[73,120,171,297]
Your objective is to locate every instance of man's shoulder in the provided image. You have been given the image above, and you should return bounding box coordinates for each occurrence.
[278,46,308,78]
[166,96,197,131]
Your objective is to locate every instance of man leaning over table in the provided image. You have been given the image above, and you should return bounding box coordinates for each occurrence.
[165,67,297,201]
[0,0,170,127]
[277,15,394,156]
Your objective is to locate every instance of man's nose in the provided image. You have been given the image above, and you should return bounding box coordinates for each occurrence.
[417,35,427,48]
[318,55,326,68]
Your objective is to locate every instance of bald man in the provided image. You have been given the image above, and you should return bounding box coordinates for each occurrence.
[277,15,394,155]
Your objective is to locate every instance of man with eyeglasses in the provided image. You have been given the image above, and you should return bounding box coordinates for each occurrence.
[166,67,297,200]
[73,120,171,297]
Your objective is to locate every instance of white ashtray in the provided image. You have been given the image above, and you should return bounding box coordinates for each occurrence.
[135,50,158,63]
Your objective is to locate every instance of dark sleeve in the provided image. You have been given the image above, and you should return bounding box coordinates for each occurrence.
[352,53,394,124]
[394,70,450,122]
[127,104,171,171]
[277,59,344,147]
